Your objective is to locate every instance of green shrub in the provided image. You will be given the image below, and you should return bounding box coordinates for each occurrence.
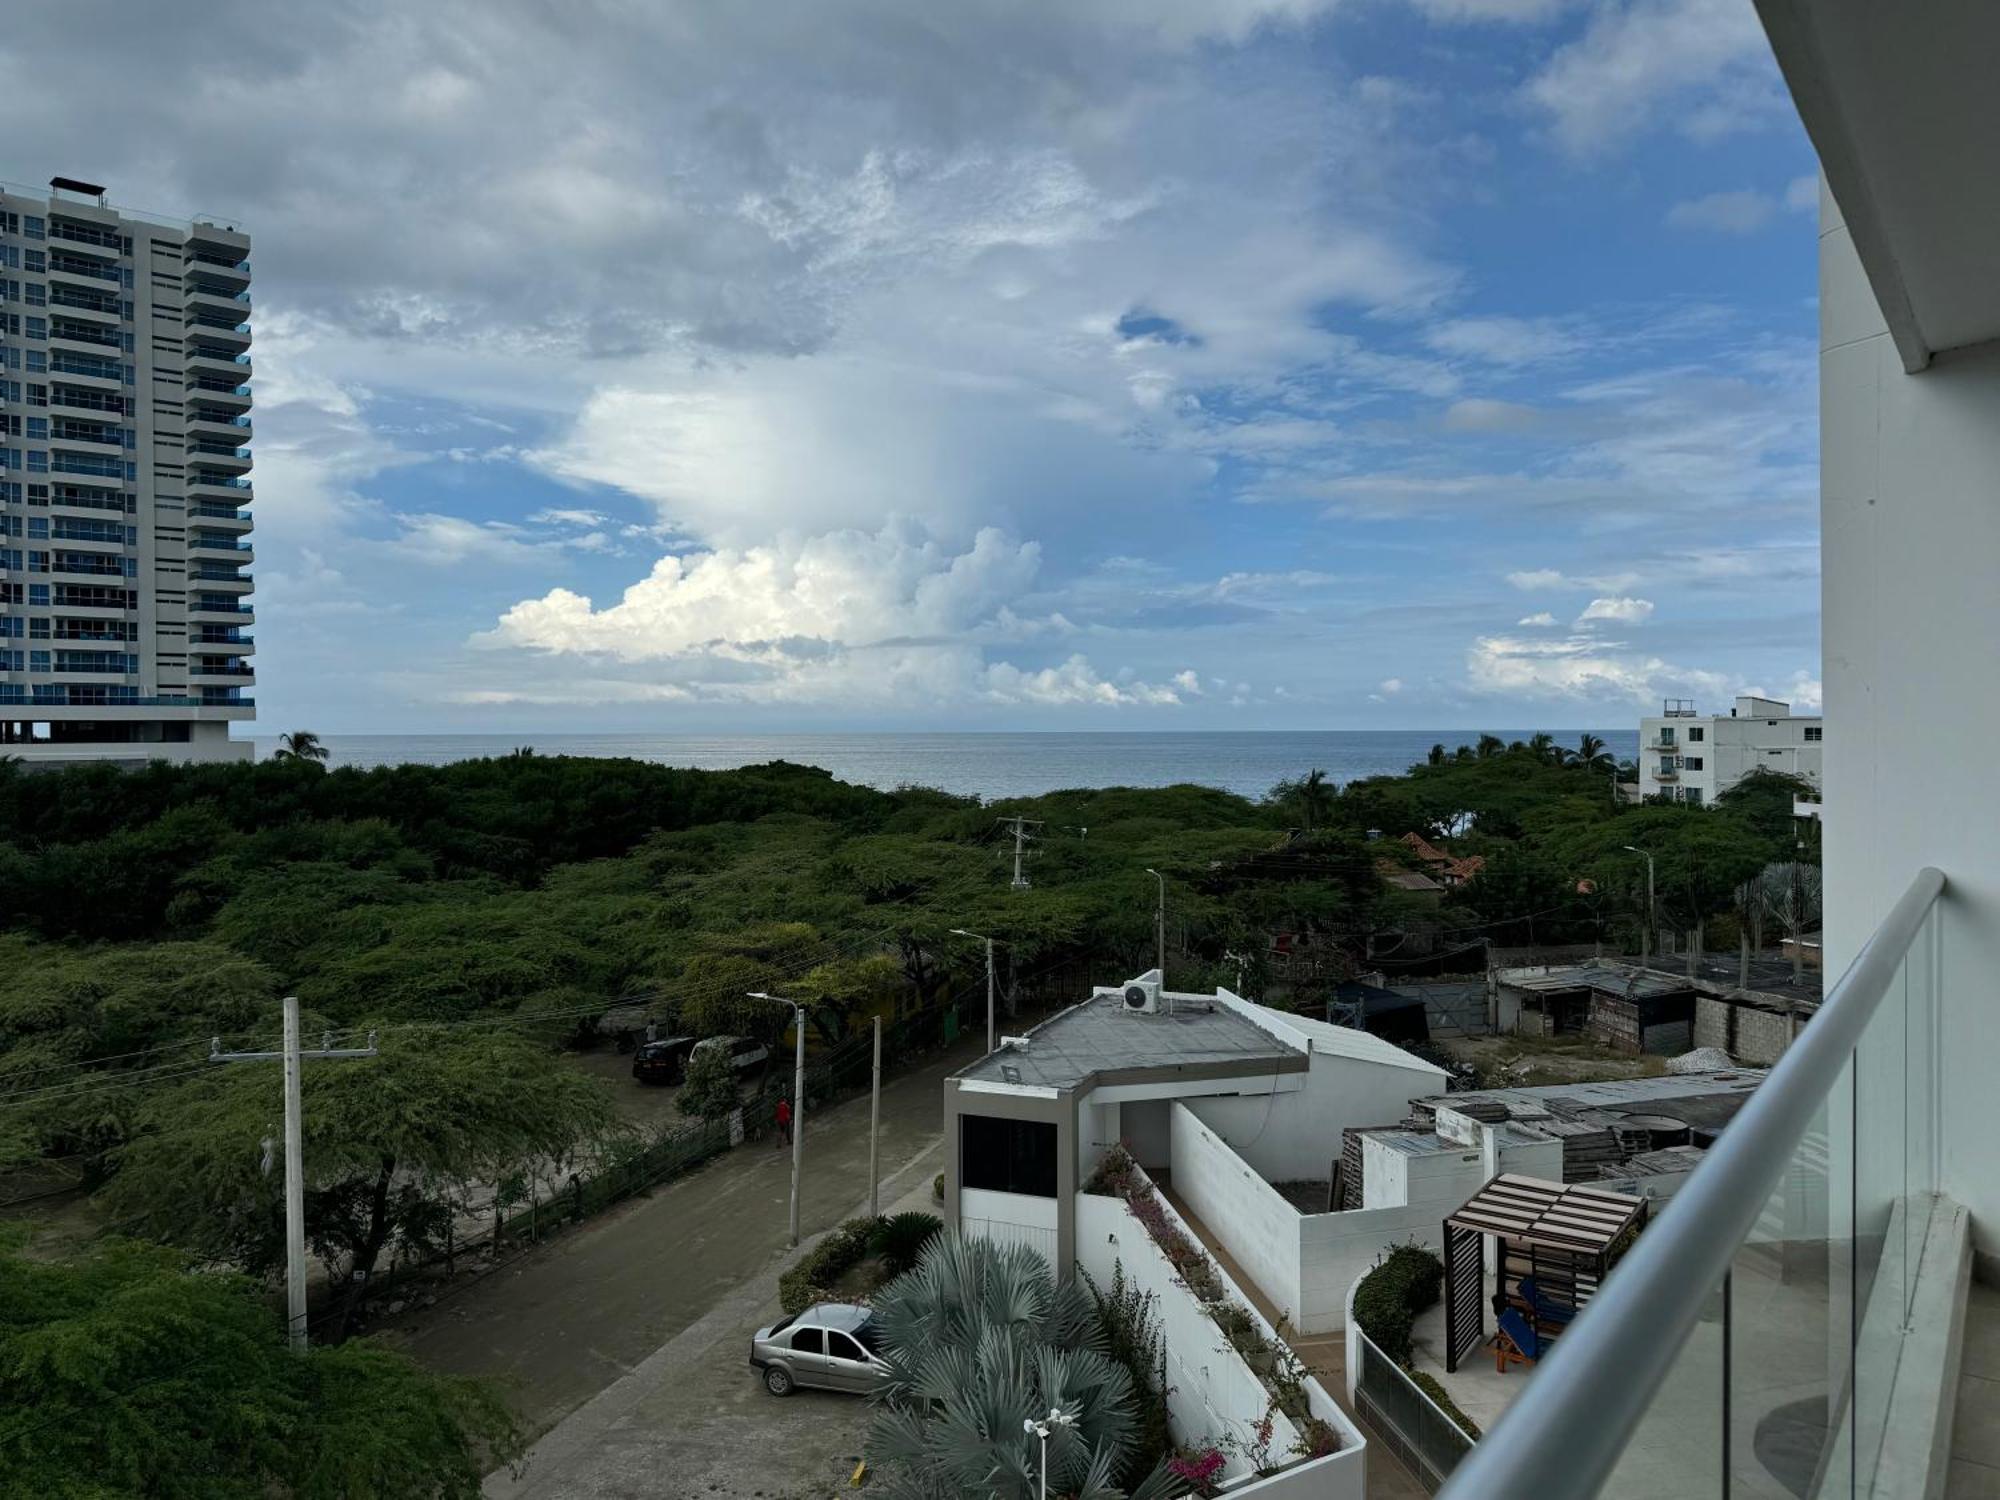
[870,1211,943,1279]
[1351,1242,1445,1366]
[779,1216,882,1314]
[932,1171,944,1201]
[1409,1370,1482,1439]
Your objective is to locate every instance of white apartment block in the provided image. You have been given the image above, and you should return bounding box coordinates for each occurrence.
[1637,694,1822,810]
[0,176,252,766]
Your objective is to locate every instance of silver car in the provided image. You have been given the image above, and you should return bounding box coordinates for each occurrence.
[750,1302,886,1397]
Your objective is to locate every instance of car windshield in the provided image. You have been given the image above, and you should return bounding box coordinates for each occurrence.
[765,1313,796,1338]
[853,1319,882,1354]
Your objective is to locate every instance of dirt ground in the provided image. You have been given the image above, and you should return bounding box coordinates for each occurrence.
[564,1044,691,1132]
[1441,1033,1668,1088]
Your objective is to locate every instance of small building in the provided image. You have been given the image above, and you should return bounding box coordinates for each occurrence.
[1494,957,1818,1066]
[943,970,1446,1282]
[1399,832,1486,887]
[1639,695,1824,810]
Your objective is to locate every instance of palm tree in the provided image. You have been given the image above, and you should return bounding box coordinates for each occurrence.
[867,1235,1177,1500]
[1298,767,1333,831]
[1569,733,1613,772]
[1527,731,1558,765]
[1475,734,1505,759]
[272,730,330,764]
[1427,743,1447,767]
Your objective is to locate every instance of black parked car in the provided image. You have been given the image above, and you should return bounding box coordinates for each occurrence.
[631,1035,698,1085]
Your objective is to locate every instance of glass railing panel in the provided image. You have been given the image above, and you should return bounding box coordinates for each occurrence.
[1727,1076,1847,1498]
[1596,1273,1726,1500]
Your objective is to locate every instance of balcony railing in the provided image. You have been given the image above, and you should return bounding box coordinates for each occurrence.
[47,255,121,284]
[49,355,123,381]
[49,322,121,349]
[1437,867,1947,1500]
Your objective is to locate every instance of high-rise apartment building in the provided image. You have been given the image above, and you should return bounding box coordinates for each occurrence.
[0,176,252,765]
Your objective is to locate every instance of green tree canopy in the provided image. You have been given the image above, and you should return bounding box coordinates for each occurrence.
[0,1236,517,1500]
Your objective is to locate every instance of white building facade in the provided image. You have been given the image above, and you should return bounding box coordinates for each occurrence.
[1638,695,1822,808]
[0,177,252,765]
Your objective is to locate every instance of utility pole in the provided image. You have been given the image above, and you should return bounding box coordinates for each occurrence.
[998,816,1042,890]
[1623,845,1655,963]
[950,928,1001,1053]
[1224,948,1248,995]
[211,996,377,1352]
[867,1016,882,1221]
[749,992,808,1247]
[1144,867,1166,981]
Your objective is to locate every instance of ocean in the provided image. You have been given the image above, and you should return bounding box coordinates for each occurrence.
[257,730,1640,802]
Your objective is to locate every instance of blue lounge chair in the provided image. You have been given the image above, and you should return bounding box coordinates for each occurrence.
[1495,1307,1542,1371]
[1517,1275,1577,1329]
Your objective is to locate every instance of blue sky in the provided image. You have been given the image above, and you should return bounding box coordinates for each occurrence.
[14,0,1820,731]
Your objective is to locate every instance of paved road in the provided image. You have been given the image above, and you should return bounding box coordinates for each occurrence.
[383,1035,979,1442]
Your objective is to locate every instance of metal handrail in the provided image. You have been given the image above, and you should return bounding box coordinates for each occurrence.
[1436,866,1946,1500]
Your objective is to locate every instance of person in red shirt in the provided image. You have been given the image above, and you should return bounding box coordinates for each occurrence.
[775,1096,792,1147]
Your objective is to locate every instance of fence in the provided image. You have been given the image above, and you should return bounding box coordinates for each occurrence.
[367,992,982,1307]
[1352,1326,1474,1494]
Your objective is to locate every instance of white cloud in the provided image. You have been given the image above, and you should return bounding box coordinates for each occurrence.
[1377,677,1404,695]
[484,524,1041,663]
[1443,398,1543,432]
[1506,567,1641,592]
[1173,669,1204,694]
[1785,175,1819,213]
[1517,611,1559,626]
[984,655,1184,706]
[1425,316,1582,366]
[1666,190,1776,235]
[1523,0,1779,156]
[1466,633,1731,704]
[1577,595,1655,625]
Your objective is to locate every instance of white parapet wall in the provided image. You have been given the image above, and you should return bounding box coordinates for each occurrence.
[1170,1102,1302,1320]
[1169,1101,1454,1335]
[959,1187,1059,1267]
[1075,1180,1365,1499]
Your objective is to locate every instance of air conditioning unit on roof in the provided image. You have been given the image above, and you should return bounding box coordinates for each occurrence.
[1121,977,1163,1015]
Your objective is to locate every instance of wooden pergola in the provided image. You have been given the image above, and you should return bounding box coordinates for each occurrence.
[1441,1173,1650,1372]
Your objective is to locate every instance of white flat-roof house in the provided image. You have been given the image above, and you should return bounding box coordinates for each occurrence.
[944,969,1446,1292]
[1639,695,1822,810]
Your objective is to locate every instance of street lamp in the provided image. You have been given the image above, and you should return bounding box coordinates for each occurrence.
[748,991,807,1247]
[949,929,1001,1054]
[1024,1405,1078,1500]
[1622,846,1656,962]
[1143,868,1166,981]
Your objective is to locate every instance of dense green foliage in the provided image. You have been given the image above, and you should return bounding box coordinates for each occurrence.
[0,1236,518,1500]
[1351,1243,1445,1366]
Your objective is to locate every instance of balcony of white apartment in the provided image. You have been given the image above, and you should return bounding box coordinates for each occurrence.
[183,310,250,353]
[48,419,127,454]
[184,349,250,383]
[45,355,124,390]
[44,285,124,323]
[184,247,250,291]
[186,473,252,503]
[46,318,124,356]
[185,435,251,473]
[187,532,254,565]
[187,597,254,624]
[186,409,251,445]
[184,286,249,323]
[187,500,252,531]
[43,219,122,258]
[44,251,123,291]
[185,375,252,410]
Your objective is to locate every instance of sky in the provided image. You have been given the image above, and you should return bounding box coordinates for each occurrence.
[8,0,1821,733]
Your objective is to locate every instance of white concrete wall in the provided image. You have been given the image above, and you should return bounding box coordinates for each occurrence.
[960,1188,1058,1266]
[1818,172,2000,1259]
[1075,1189,1365,1499]
[1297,1202,1446,1334]
[1171,1103,1303,1321]
[1188,1049,1435,1186]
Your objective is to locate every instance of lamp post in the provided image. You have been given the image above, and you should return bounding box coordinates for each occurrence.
[1024,1406,1077,1500]
[748,991,807,1247]
[1143,868,1166,981]
[1622,846,1656,962]
[949,928,999,1053]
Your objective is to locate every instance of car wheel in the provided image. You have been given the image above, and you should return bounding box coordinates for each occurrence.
[764,1364,794,1397]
